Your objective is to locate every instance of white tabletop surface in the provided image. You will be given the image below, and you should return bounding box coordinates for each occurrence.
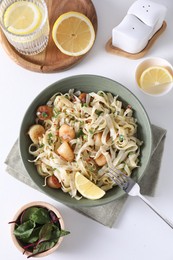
[1,0,173,259]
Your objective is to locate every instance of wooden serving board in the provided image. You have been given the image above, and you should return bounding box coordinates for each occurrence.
[0,0,97,73]
[105,21,167,60]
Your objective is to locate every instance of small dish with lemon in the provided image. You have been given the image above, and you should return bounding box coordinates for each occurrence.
[136,57,173,96]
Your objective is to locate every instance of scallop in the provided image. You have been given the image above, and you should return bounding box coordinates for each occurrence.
[28,124,45,144]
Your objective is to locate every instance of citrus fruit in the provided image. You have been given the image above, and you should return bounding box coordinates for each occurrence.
[75,172,105,200]
[139,66,173,89]
[52,11,95,56]
[3,1,42,35]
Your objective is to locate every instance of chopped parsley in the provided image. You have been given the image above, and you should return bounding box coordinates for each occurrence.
[41,112,48,118]
[89,129,94,134]
[82,103,88,107]
[95,110,102,116]
[48,133,53,144]
[119,134,124,142]
[76,129,84,138]
[53,108,61,118]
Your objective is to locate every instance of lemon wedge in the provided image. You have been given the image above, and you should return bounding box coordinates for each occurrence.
[75,172,105,200]
[139,66,173,89]
[52,11,95,56]
[3,1,42,35]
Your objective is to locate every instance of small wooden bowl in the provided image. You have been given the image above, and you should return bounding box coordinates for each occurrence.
[10,201,65,257]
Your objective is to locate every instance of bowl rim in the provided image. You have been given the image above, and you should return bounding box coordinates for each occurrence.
[10,201,65,257]
[19,74,153,207]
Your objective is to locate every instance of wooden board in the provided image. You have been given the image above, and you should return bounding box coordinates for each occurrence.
[105,21,167,60]
[0,0,97,73]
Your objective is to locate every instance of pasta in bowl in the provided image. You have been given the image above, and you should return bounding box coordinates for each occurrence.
[19,75,152,207]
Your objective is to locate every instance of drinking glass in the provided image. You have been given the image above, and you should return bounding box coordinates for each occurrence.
[0,0,50,55]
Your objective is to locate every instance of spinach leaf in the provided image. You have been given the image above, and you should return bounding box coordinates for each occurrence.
[30,208,50,224]
[32,241,55,256]
[49,225,61,242]
[20,207,39,223]
[38,223,53,243]
[50,225,70,243]
[59,229,71,237]
[22,226,41,243]
[13,220,35,240]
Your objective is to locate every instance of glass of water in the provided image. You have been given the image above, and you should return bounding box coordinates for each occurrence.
[0,0,49,55]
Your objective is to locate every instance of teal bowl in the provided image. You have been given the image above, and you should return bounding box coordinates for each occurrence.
[19,75,152,207]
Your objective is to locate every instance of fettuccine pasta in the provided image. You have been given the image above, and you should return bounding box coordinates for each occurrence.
[28,90,143,200]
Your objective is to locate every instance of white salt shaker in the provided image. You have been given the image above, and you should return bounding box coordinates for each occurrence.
[112,0,167,54]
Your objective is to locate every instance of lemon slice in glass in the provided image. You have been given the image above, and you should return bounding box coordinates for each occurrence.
[52,11,95,56]
[75,172,105,200]
[4,1,42,35]
[139,66,173,89]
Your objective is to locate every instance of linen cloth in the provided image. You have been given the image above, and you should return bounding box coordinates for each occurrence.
[5,125,166,227]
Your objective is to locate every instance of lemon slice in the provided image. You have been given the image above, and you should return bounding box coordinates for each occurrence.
[3,1,42,35]
[139,66,173,89]
[75,172,105,200]
[52,11,95,56]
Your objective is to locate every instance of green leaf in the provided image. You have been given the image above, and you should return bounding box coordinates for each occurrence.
[30,208,50,224]
[60,229,70,237]
[21,207,39,223]
[39,223,53,242]
[22,226,41,243]
[33,241,55,255]
[50,225,70,242]
[14,220,35,240]
[49,225,61,241]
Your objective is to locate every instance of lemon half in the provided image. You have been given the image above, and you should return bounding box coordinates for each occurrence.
[75,172,105,200]
[4,1,42,35]
[52,11,95,56]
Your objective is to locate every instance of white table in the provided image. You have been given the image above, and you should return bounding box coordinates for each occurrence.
[1,0,173,259]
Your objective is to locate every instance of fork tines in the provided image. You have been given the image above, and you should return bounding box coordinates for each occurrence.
[108,168,128,188]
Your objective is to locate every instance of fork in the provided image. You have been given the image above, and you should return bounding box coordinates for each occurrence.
[108,168,173,229]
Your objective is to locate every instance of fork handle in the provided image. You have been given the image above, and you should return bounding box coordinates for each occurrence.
[138,193,173,229]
